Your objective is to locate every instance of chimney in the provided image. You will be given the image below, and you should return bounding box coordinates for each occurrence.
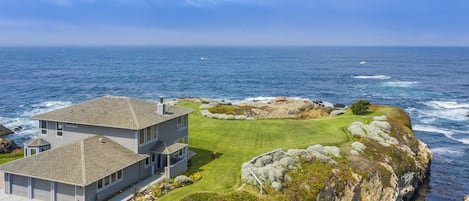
[157,96,166,115]
[98,137,104,144]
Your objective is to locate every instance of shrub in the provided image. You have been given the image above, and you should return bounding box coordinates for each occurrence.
[350,100,371,115]
[151,187,163,198]
[189,172,203,182]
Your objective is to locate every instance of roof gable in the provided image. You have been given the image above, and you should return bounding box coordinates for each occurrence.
[32,96,193,130]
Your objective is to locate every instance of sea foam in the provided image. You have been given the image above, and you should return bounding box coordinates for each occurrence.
[352,75,391,80]
[420,101,469,122]
[382,81,419,88]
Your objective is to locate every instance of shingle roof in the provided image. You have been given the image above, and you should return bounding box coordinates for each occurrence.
[0,136,147,186]
[24,138,50,146]
[32,96,194,130]
[151,141,188,155]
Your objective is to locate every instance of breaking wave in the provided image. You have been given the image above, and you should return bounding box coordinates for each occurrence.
[382,81,419,88]
[352,75,391,80]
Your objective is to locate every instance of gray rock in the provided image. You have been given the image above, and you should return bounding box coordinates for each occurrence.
[0,138,20,154]
[271,182,282,191]
[351,142,366,152]
[324,146,341,157]
[350,150,360,156]
[464,194,469,201]
[329,110,345,117]
[0,124,14,137]
[174,175,193,185]
[370,120,392,132]
[373,115,388,121]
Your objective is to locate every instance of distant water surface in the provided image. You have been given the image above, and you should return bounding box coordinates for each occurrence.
[0,47,468,200]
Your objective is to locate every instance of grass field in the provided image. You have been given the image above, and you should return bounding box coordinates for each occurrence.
[160,102,383,201]
[0,150,23,165]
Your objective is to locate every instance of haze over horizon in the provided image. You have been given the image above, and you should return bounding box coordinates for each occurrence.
[1,0,469,46]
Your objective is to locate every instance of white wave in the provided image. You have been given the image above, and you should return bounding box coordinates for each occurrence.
[459,138,469,144]
[418,101,469,122]
[413,124,454,139]
[352,75,391,80]
[423,101,469,109]
[431,147,464,157]
[382,81,419,88]
[0,100,72,146]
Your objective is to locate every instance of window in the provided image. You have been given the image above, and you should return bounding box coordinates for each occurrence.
[139,130,145,144]
[97,170,123,192]
[56,122,63,137]
[152,126,158,139]
[40,121,47,135]
[65,123,77,128]
[97,180,103,189]
[145,157,150,167]
[117,170,122,179]
[30,149,37,155]
[177,116,188,128]
[111,173,116,183]
[104,176,110,186]
[146,127,152,142]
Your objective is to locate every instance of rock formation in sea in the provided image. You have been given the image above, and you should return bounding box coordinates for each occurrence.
[0,124,14,137]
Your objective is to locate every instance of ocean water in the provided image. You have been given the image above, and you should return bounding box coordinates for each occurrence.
[0,47,468,200]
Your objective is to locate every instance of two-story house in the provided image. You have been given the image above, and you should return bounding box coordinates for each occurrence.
[0,96,193,201]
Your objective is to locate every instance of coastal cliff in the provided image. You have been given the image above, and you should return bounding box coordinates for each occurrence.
[241,105,431,201]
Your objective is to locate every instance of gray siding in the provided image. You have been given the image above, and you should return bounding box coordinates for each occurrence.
[169,159,188,178]
[138,116,188,154]
[10,174,28,198]
[85,162,141,201]
[40,121,136,152]
[55,182,75,201]
[32,178,51,201]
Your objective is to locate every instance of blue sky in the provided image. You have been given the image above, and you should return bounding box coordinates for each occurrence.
[1,0,468,46]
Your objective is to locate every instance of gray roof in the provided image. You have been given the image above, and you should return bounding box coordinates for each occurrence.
[32,96,194,130]
[151,141,188,155]
[24,138,50,147]
[0,136,147,186]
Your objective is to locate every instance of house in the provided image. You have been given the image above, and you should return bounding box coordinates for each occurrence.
[0,96,193,201]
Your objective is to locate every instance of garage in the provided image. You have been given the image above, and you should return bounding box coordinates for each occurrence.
[55,183,75,201]
[32,178,51,201]
[10,174,28,198]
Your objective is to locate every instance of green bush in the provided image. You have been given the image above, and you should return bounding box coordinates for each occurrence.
[350,100,371,115]
[189,172,202,182]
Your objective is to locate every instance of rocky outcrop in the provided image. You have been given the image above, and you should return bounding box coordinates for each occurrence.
[240,111,431,201]
[238,97,329,119]
[0,124,14,137]
[464,195,469,201]
[0,138,21,154]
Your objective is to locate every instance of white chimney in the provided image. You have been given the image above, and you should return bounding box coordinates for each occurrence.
[98,137,104,144]
[157,96,165,115]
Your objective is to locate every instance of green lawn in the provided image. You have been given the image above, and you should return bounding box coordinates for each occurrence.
[0,151,23,165]
[160,102,383,201]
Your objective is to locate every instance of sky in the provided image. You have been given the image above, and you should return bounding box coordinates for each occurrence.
[0,0,469,46]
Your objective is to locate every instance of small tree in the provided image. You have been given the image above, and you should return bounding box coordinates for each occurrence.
[351,100,371,115]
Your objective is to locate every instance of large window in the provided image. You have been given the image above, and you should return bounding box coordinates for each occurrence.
[97,170,123,192]
[56,122,64,137]
[139,125,158,146]
[40,121,47,135]
[146,127,152,142]
[152,125,158,139]
[177,116,188,128]
[139,130,145,145]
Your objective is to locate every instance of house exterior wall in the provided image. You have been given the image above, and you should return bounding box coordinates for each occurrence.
[169,159,188,178]
[39,121,136,152]
[138,115,189,154]
[85,161,142,201]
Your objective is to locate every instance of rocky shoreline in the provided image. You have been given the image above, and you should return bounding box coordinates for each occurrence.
[0,124,21,153]
[171,96,343,120]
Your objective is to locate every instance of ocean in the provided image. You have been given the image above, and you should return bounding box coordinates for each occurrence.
[0,47,468,200]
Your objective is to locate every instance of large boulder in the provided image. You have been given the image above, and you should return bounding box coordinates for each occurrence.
[0,138,21,154]
[0,124,14,137]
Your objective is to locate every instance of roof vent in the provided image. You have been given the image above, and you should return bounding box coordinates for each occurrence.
[157,96,166,115]
[98,137,104,144]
